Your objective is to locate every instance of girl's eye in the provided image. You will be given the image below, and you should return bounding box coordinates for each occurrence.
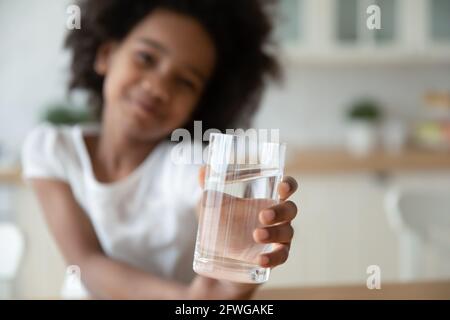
[136,52,156,66]
[176,77,197,91]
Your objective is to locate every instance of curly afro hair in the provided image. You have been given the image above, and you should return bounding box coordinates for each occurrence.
[65,0,281,135]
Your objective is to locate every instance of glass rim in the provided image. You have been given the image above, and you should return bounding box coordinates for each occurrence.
[208,132,287,148]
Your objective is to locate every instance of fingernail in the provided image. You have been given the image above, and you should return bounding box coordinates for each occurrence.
[260,256,270,266]
[262,210,275,223]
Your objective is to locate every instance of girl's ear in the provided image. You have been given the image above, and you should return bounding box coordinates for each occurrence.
[94,42,117,76]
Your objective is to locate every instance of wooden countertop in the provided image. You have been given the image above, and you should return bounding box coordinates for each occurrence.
[40,280,450,300]
[0,166,22,184]
[253,280,450,300]
[2,147,450,182]
[286,147,450,174]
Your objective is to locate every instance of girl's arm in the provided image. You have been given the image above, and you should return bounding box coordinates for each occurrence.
[30,179,188,299]
[188,275,259,299]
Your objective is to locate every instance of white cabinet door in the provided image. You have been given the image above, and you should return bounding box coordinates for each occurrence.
[429,0,450,45]
[275,0,303,44]
[276,0,450,64]
[267,173,399,287]
[335,0,397,46]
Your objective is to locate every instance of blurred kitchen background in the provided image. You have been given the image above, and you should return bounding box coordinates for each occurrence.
[1,0,450,299]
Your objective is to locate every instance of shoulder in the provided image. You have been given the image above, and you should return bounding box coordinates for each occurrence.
[21,123,78,181]
[23,123,72,149]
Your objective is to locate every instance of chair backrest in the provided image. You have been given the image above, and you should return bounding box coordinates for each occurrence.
[385,187,450,280]
[0,223,25,279]
[60,265,89,299]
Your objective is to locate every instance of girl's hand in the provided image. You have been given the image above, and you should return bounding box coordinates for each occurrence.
[253,174,298,268]
[198,166,298,269]
[191,166,298,299]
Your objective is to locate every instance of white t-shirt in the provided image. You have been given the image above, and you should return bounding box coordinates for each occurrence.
[21,123,203,297]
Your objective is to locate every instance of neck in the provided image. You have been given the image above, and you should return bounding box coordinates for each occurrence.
[92,115,158,182]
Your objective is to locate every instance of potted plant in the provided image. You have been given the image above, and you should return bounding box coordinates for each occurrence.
[345,99,382,156]
[41,102,94,125]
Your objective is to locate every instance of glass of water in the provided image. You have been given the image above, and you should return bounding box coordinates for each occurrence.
[193,133,286,283]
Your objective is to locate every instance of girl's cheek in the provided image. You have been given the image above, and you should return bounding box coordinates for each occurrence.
[169,101,195,126]
[113,57,140,88]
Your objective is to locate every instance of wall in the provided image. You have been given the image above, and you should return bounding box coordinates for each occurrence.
[0,0,70,152]
[254,64,450,148]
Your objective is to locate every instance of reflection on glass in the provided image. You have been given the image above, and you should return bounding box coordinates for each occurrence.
[337,0,358,42]
[431,0,450,42]
[374,0,396,43]
[275,0,302,43]
[337,0,396,44]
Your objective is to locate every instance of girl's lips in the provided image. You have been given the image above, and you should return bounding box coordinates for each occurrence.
[130,96,162,119]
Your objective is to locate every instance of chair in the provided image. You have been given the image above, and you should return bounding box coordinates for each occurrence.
[385,187,450,281]
[60,265,89,299]
[0,223,25,299]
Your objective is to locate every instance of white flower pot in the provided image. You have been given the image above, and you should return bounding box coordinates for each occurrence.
[345,121,379,157]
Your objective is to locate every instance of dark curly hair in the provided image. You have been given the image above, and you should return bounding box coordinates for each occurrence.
[65,0,281,135]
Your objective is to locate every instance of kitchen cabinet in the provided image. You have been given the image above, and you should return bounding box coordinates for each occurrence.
[335,0,396,44]
[276,0,303,43]
[431,0,450,43]
[266,169,450,288]
[285,148,450,174]
[274,0,450,64]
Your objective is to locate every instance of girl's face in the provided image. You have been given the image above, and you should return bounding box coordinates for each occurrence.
[95,9,216,142]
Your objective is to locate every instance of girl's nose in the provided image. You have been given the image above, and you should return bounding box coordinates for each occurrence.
[141,76,170,104]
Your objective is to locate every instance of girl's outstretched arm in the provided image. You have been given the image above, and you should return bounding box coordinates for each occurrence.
[30,179,188,299]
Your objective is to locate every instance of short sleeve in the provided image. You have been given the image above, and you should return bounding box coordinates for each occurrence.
[167,140,204,207]
[21,123,68,181]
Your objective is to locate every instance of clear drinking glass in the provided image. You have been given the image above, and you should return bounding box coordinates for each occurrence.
[193,133,286,283]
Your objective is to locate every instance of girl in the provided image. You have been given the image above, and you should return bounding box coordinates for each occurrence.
[22,0,298,299]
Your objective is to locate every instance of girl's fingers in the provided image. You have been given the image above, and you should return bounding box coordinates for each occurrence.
[200,170,299,202]
[253,222,294,244]
[198,165,206,189]
[278,176,298,201]
[258,243,290,268]
[259,200,298,225]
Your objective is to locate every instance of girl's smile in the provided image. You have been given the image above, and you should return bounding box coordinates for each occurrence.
[126,88,165,122]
